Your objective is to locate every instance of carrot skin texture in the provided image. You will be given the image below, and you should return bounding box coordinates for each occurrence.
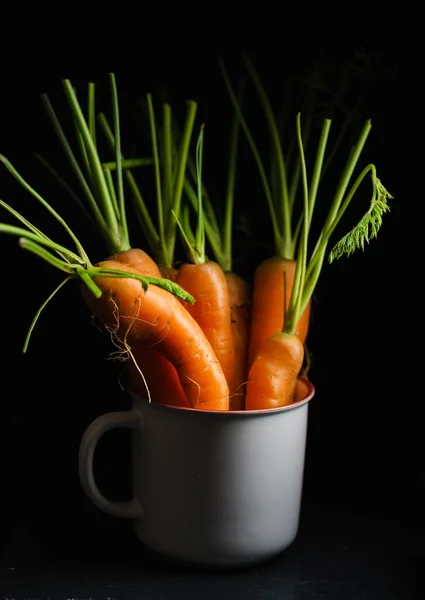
[245,332,305,410]
[176,261,235,384]
[248,257,311,368]
[112,249,190,409]
[160,265,179,281]
[127,344,191,408]
[112,248,162,278]
[225,272,251,410]
[81,260,229,411]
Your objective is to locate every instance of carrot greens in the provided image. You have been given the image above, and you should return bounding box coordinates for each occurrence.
[176,80,244,273]
[219,55,367,263]
[38,74,135,255]
[172,125,207,265]
[282,114,392,335]
[98,95,198,269]
[0,156,195,351]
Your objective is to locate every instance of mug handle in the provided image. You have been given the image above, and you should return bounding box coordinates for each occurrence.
[78,408,143,520]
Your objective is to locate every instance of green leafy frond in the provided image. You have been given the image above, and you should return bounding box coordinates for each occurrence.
[329,176,392,263]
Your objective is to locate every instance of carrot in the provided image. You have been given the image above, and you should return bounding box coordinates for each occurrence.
[177,260,234,383]
[220,56,362,365]
[0,156,195,365]
[160,265,179,281]
[247,257,310,367]
[246,332,305,410]
[36,76,194,408]
[225,271,251,410]
[220,58,314,359]
[82,259,230,411]
[175,126,234,384]
[98,94,198,276]
[245,112,392,410]
[127,344,191,408]
[181,87,251,409]
[111,248,190,409]
[113,248,161,277]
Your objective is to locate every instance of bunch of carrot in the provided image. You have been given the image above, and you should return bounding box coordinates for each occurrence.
[0,61,392,413]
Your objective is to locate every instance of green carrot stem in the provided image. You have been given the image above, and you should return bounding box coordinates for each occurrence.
[62,80,119,244]
[194,125,206,261]
[173,125,207,266]
[0,220,85,265]
[184,171,221,239]
[34,153,99,230]
[85,267,195,302]
[292,211,304,253]
[181,203,196,247]
[287,98,317,213]
[103,169,121,220]
[0,197,53,244]
[320,102,361,179]
[219,60,284,257]
[299,137,391,317]
[284,114,310,333]
[174,118,219,235]
[285,61,324,212]
[307,119,332,231]
[23,276,72,353]
[146,93,167,262]
[98,112,159,251]
[0,156,91,265]
[182,179,225,265]
[109,73,130,251]
[327,165,391,261]
[40,95,107,233]
[242,54,292,255]
[171,209,199,265]
[76,269,103,298]
[299,247,325,318]
[222,78,244,273]
[19,238,77,274]
[165,100,198,268]
[73,115,92,181]
[102,158,153,170]
[162,103,173,215]
[308,120,372,270]
[88,82,97,146]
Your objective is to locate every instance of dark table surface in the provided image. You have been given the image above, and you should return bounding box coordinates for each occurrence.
[0,504,422,600]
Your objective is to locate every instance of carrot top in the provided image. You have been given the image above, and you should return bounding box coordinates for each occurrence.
[172,125,208,265]
[37,74,144,255]
[37,73,199,268]
[0,155,195,352]
[282,114,392,335]
[180,79,244,272]
[219,54,363,262]
[99,95,198,269]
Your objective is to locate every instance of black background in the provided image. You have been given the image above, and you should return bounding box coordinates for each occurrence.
[0,31,421,569]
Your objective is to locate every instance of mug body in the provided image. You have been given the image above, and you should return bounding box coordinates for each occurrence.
[131,379,314,568]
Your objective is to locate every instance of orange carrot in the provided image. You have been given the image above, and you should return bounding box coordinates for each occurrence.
[112,248,190,409]
[245,332,304,410]
[160,265,179,281]
[180,91,249,406]
[113,248,162,278]
[174,126,235,384]
[244,112,392,410]
[127,344,191,408]
[177,261,234,383]
[225,271,251,410]
[248,257,311,368]
[82,259,230,411]
[221,59,315,370]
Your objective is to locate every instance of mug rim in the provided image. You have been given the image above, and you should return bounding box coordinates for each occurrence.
[128,377,315,416]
